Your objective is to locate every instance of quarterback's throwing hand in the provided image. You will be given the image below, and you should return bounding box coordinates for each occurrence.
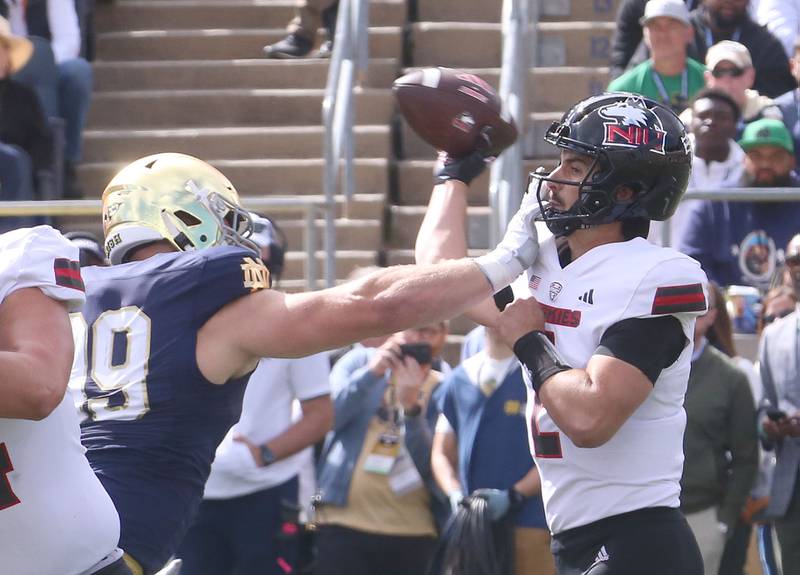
[475,195,545,293]
[496,297,545,348]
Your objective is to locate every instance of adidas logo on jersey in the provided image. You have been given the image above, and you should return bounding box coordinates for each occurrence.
[578,289,594,305]
[595,546,610,562]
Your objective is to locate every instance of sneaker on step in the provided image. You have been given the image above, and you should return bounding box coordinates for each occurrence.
[263,34,313,59]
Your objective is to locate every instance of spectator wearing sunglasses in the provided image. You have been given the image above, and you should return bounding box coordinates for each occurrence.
[682,41,782,138]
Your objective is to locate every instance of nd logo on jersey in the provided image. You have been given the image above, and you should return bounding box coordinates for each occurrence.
[241,257,270,292]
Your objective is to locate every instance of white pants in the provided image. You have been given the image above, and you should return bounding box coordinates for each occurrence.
[684,507,726,575]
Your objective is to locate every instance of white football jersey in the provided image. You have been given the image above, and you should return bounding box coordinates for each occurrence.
[517,229,707,534]
[0,227,120,575]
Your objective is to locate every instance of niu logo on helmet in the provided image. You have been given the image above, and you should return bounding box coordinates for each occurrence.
[599,101,666,155]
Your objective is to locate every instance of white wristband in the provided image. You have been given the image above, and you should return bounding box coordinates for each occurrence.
[474,248,525,293]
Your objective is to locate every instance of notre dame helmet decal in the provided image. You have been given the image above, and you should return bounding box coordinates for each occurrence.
[101,153,257,264]
[529,92,692,237]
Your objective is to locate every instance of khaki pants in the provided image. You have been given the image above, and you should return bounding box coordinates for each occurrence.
[684,507,726,575]
[515,526,555,575]
[287,0,338,42]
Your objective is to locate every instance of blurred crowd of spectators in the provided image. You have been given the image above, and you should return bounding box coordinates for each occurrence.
[5,0,800,573]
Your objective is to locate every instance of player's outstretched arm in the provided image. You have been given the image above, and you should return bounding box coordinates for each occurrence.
[0,288,74,420]
[197,259,495,383]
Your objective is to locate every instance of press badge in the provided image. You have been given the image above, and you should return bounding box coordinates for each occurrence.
[363,432,401,475]
[389,451,424,496]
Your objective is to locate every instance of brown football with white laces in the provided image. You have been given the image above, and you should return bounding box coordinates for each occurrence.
[393,67,518,157]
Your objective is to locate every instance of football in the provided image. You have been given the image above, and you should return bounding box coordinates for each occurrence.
[393,67,518,157]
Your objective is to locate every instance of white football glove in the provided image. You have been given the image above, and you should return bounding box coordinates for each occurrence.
[475,194,545,293]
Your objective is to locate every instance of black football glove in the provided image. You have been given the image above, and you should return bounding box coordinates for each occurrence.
[433,127,497,186]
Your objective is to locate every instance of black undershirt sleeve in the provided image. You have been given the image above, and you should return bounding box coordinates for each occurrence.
[594,316,687,385]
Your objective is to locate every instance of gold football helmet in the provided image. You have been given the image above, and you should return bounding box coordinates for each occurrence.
[101,153,256,264]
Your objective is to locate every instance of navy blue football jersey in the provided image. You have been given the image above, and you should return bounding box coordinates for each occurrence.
[70,246,270,573]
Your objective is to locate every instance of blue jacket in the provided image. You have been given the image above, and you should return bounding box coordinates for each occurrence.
[677,187,800,288]
[316,346,449,527]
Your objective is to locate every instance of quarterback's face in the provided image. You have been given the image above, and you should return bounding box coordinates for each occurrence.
[546,150,594,212]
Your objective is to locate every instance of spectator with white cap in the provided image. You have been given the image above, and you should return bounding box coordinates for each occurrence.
[700,41,781,135]
[608,0,705,114]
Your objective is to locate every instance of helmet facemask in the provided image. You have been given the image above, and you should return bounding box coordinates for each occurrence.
[179,180,258,255]
[530,123,632,237]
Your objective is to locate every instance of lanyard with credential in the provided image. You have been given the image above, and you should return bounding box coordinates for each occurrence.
[651,67,687,107]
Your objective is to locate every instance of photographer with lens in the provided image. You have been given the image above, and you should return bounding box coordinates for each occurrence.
[312,322,449,575]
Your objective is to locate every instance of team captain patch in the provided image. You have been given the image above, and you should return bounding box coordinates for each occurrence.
[651,283,706,315]
[53,258,85,291]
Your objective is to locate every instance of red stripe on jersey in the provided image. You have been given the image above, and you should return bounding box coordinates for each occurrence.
[651,283,706,315]
[54,258,85,292]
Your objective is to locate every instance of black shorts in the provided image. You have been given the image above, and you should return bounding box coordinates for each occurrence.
[551,507,702,575]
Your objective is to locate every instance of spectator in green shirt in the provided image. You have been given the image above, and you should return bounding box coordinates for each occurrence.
[609,0,705,114]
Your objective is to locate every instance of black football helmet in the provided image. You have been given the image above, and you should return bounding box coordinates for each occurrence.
[530,92,692,237]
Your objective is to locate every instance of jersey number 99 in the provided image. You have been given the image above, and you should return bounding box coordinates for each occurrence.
[69,307,152,422]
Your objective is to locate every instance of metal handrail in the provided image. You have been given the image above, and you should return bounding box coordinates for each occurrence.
[659,187,800,247]
[488,0,537,245]
[0,197,328,290]
[322,0,369,286]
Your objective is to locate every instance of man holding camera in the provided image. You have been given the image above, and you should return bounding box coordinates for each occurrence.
[759,233,800,574]
[313,323,449,575]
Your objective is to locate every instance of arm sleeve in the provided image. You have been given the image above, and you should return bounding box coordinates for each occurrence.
[676,201,721,284]
[0,226,84,310]
[289,352,331,401]
[329,348,384,431]
[758,329,779,450]
[595,316,686,384]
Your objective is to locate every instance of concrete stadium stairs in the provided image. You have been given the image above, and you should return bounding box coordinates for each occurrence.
[386,0,618,357]
[72,0,407,288]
